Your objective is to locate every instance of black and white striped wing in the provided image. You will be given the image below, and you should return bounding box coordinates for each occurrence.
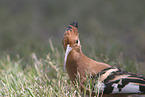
[93,67,145,94]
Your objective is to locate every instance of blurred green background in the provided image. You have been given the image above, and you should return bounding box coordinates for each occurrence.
[0,0,145,67]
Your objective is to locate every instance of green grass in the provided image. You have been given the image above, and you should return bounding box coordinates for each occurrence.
[0,42,83,97]
[0,53,74,96]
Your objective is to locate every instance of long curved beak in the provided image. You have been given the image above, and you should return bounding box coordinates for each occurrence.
[64,44,72,70]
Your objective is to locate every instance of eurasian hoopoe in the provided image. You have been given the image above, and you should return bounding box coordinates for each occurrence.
[62,22,145,96]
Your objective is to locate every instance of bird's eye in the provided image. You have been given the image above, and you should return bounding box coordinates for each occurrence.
[76,40,78,44]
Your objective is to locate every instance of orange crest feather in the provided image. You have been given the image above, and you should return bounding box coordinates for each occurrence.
[63,22,79,49]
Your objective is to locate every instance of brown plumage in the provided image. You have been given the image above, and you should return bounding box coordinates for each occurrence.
[62,22,145,96]
[62,22,110,82]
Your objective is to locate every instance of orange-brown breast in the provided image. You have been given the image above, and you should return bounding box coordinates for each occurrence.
[66,49,111,83]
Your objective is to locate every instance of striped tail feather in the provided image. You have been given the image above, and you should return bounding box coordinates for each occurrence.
[92,67,145,94]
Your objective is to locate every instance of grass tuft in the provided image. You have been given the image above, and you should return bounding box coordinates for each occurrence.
[0,42,80,97]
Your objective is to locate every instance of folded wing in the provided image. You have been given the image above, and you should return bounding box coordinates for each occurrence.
[92,67,145,94]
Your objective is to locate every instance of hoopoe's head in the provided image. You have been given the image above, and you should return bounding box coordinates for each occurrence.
[62,22,81,50]
[62,22,81,69]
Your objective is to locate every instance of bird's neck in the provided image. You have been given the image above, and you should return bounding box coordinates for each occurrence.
[66,49,111,83]
[66,49,82,82]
